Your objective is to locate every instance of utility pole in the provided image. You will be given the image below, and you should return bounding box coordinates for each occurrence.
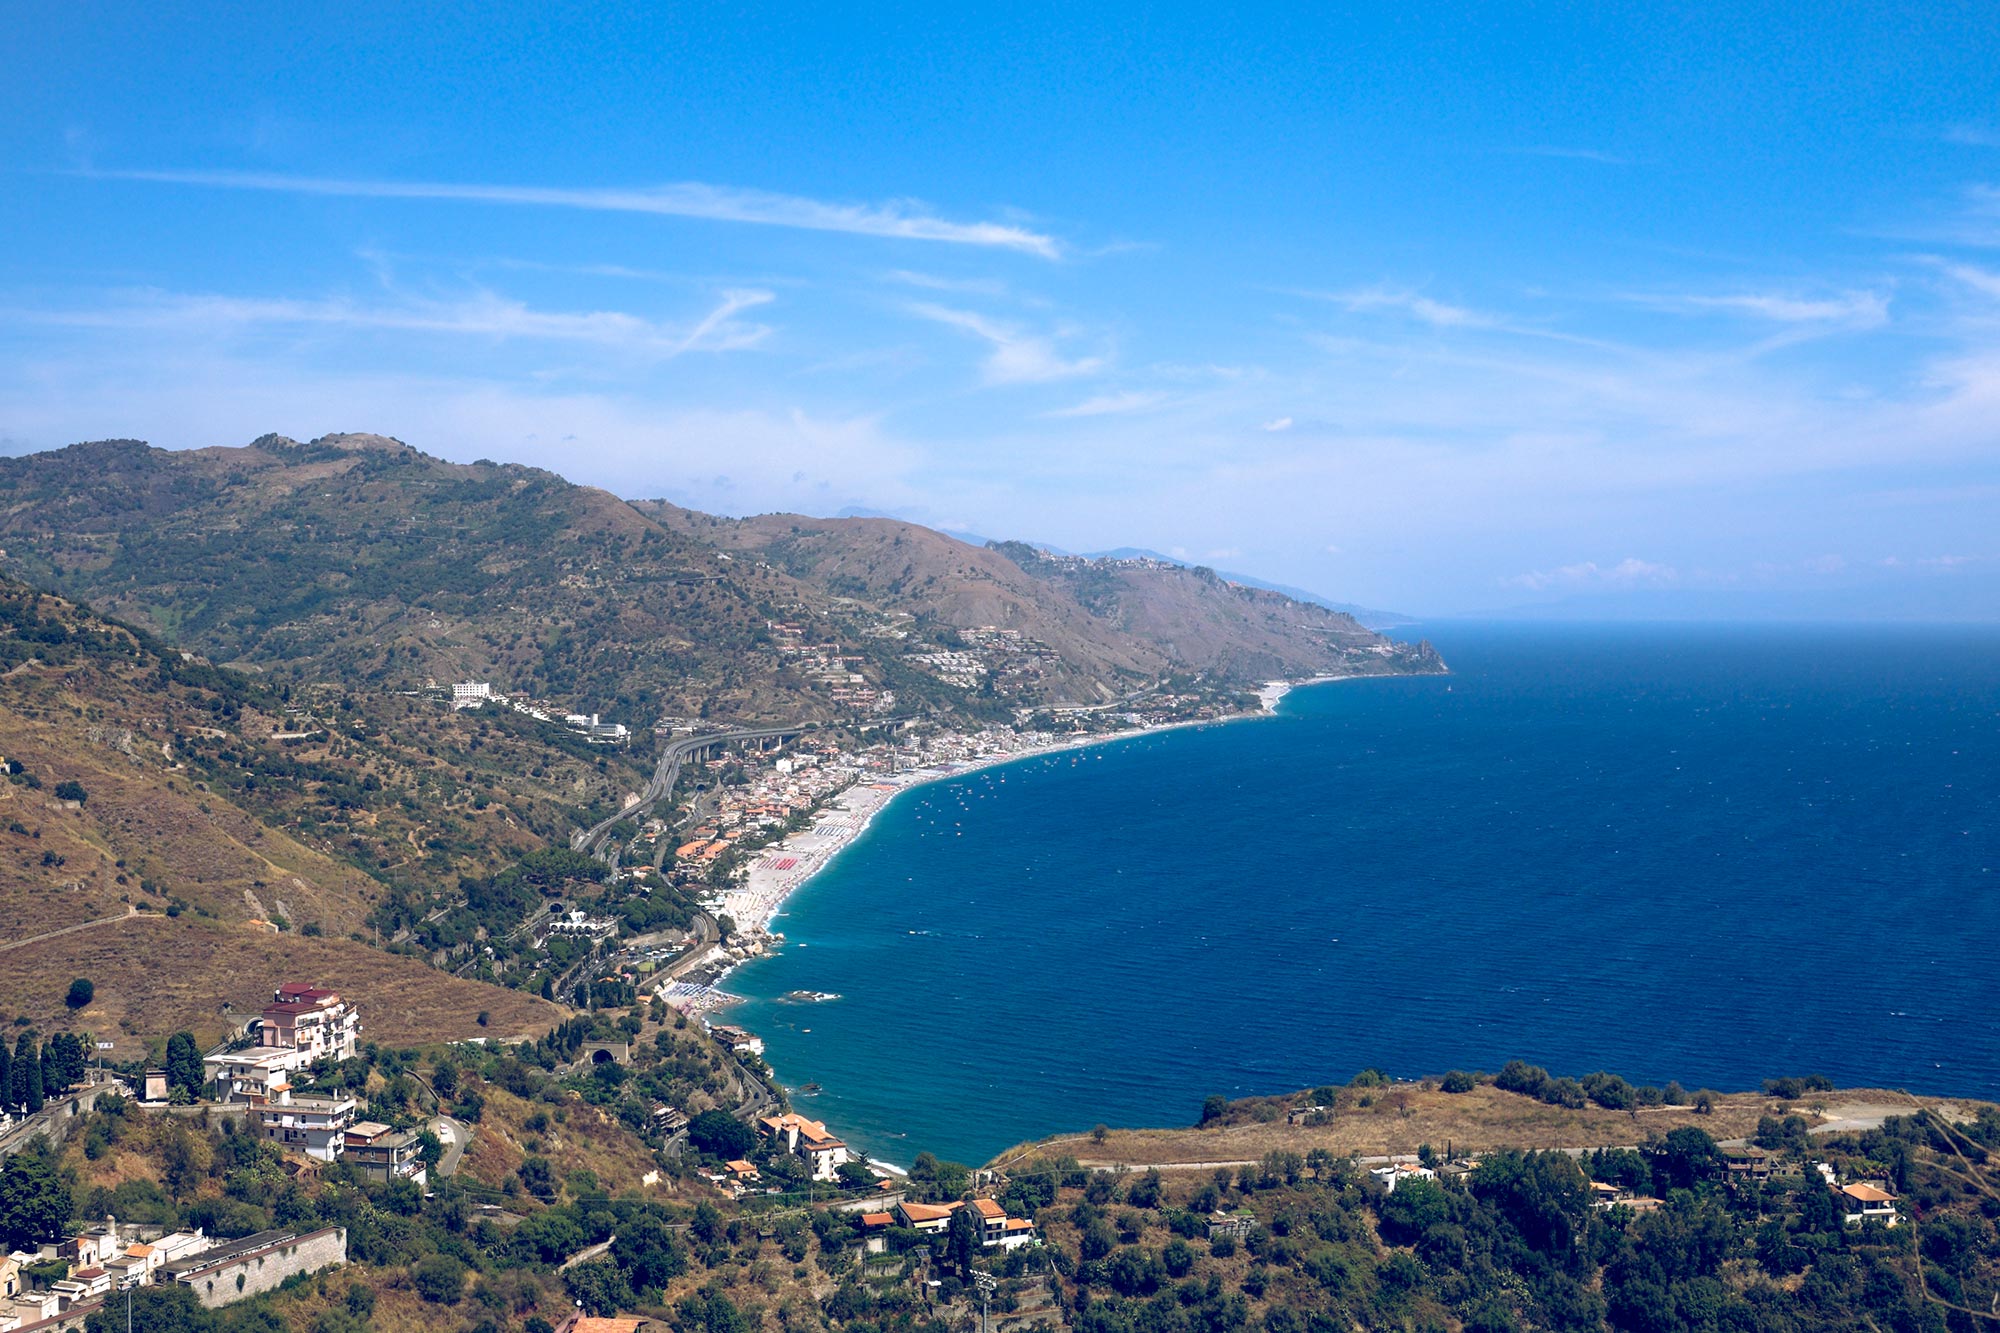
[974,1271,998,1333]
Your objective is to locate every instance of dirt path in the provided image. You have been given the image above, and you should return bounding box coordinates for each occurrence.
[0,904,152,954]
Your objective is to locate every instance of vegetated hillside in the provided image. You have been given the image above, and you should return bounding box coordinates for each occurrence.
[1001,1074,1990,1169]
[639,504,1443,701]
[0,434,1440,725]
[0,576,616,1042]
[0,575,652,938]
[29,1039,2000,1333]
[0,433,867,724]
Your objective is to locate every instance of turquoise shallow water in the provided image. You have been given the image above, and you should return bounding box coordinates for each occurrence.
[728,622,2000,1166]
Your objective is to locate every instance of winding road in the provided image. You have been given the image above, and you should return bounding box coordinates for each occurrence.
[571,725,806,865]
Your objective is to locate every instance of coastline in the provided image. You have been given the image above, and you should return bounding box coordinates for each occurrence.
[678,667,1419,1168]
[694,669,1390,996]
[716,674,1327,942]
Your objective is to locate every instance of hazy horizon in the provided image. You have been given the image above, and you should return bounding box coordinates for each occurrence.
[4,6,1998,618]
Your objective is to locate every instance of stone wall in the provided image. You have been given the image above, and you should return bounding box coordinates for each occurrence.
[0,1079,124,1160]
[175,1227,347,1308]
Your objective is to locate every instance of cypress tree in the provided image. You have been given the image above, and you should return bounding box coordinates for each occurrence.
[164,1031,203,1098]
[7,1034,29,1111]
[0,1037,11,1115]
[21,1036,43,1113]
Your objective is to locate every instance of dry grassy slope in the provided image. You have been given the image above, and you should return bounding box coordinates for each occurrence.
[0,434,865,724]
[456,1079,673,1199]
[0,587,383,939]
[0,576,641,941]
[995,1082,1992,1169]
[0,914,564,1053]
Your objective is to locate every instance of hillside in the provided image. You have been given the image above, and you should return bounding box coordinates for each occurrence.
[0,434,868,724]
[0,435,1441,728]
[0,577,572,1044]
[639,503,1442,700]
[994,1078,1991,1171]
[24,1043,2000,1333]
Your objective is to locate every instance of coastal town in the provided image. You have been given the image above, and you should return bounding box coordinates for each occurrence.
[419,643,1288,1025]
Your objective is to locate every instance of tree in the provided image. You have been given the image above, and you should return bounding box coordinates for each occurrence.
[688,1110,756,1159]
[412,1252,466,1303]
[564,1257,634,1316]
[1200,1095,1229,1125]
[944,1201,981,1276]
[0,1038,8,1114]
[0,1150,74,1250]
[83,1284,213,1333]
[518,1155,557,1201]
[15,1035,42,1113]
[53,780,87,804]
[65,978,94,1009]
[46,1033,87,1090]
[1649,1127,1724,1194]
[612,1211,688,1295]
[165,1031,204,1099]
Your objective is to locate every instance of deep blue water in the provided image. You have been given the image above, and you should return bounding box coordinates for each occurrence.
[729,623,2000,1166]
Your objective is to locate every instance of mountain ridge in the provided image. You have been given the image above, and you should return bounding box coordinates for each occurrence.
[0,434,1443,724]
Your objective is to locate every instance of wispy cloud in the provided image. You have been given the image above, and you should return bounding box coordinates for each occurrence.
[1942,125,2000,148]
[906,303,1104,383]
[1503,145,1632,166]
[883,270,1017,297]
[90,168,1064,259]
[1633,290,1890,324]
[1318,285,1496,328]
[1044,389,1170,418]
[1930,259,2000,299]
[1506,557,1679,591]
[20,286,776,358]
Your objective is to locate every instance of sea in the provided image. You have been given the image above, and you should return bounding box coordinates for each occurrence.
[727,621,2000,1167]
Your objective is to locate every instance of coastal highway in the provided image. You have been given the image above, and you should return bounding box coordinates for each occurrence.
[571,724,804,864]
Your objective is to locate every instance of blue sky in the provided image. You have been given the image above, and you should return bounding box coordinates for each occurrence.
[4,4,1999,615]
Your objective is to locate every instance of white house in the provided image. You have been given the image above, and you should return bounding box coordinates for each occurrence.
[205,1048,298,1103]
[757,1112,852,1182]
[257,1092,358,1162]
[259,985,361,1063]
[967,1198,1038,1249]
[1370,1163,1438,1194]
[1840,1183,1901,1227]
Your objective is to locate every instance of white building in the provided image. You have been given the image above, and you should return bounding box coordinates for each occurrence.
[205,1047,298,1104]
[451,681,493,709]
[1370,1163,1438,1194]
[259,985,361,1063]
[757,1112,852,1182]
[1840,1183,1901,1227]
[257,1093,358,1162]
